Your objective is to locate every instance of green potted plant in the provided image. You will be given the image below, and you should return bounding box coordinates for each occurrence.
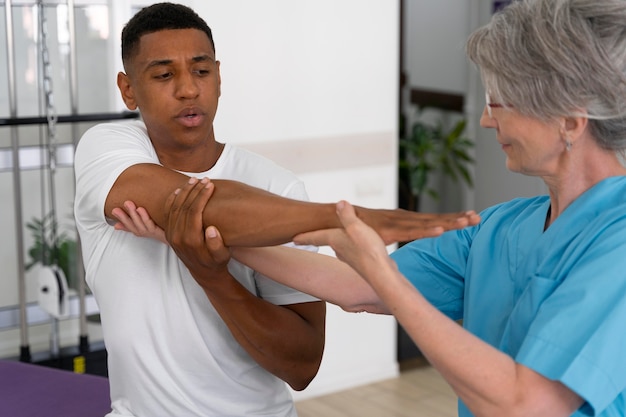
[398,109,475,212]
[25,211,80,292]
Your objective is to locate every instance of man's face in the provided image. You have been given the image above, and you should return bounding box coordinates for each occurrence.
[117,28,221,157]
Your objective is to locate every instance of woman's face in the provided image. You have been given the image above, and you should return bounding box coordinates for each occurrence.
[480,97,566,177]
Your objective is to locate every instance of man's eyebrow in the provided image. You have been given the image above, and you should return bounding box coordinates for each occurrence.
[191,54,214,63]
[144,55,213,70]
[145,59,173,70]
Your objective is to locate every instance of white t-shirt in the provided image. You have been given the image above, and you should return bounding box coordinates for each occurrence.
[74,120,318,417]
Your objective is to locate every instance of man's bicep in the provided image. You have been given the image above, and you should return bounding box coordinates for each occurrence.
[105,163,190,227]
[283,301,326,332]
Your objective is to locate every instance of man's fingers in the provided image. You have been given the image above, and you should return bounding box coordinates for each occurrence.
[181,179,215,246]
[467,212,482,226]
[205,226,231,264]
[378,210,481,244]
[164,187,178,215]
[402,210,478,221]
[186,178,215,228]
[180,178,212,214]
[166,177,214,238]
[400,212,481,241]
[167,177,203,220]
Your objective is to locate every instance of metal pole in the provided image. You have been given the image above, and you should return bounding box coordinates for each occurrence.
[5,0,31,362]
[65,0,89,353]
[67,0,78,116]
[38,0,62,359]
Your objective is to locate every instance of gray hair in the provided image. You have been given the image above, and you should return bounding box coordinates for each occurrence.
[466,0,626,151]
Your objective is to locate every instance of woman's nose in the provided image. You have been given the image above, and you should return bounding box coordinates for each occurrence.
[479,105,496,129]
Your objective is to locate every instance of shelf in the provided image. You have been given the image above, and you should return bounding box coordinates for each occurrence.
[410,88,464,113]
[0,111,139,127]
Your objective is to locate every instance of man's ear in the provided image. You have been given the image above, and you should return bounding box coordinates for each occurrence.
[117,72,138,110]
[216,60,222,98]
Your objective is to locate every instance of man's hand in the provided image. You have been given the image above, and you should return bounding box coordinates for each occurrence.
[355,206,481,245]
[163,178,232,284]
[112,178,232,283]
[164,178,325,391]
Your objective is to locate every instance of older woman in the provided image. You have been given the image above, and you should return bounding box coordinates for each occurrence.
[116,0,626,415]
[286,0,626,415]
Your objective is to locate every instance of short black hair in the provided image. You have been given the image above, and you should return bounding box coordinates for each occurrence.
[121,2,215,69]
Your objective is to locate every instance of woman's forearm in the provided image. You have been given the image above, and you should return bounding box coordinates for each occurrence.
[231,246,390,314]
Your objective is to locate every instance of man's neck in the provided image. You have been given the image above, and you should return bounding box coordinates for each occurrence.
[156,140,225,173]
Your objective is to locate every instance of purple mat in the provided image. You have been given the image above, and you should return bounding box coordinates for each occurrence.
[0,360,111,417]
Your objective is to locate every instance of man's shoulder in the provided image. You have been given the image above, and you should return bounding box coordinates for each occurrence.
[217,144,306,197]
[75,119,157,171]
[222,144,297,177]
[83,119,147,138]
[77,120,151,155]
[226,144,284,165]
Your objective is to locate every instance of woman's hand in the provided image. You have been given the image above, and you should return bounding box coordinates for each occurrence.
[294,200,398,282]
[111,200,167,244]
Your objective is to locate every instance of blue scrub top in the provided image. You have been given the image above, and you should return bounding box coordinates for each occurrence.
[391,176,626,417]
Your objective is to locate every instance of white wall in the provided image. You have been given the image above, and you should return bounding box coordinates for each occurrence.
[185,0,401,399]
[190,0,398,143]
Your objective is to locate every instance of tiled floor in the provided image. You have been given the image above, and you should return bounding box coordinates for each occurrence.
[295,365,458,417]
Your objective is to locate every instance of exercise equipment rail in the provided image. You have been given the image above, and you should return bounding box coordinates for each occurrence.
[2,0,138,363]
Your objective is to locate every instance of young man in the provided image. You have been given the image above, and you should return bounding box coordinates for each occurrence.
[74,3,479,416]
[74,4,325,416]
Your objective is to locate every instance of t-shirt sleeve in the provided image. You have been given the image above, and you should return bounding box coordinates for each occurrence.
[73,121,161,269]
[74,121,160,227]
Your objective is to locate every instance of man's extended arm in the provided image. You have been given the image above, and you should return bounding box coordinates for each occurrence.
[106,164,481,247]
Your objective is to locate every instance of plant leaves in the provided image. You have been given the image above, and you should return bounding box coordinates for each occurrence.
[399,111,474,202]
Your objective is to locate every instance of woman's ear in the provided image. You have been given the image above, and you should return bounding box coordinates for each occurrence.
[563,112,588,142]
[117,72,138,110]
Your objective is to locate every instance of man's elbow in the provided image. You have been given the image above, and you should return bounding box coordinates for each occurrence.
[286,360,323,391]
[289,378,313,392]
